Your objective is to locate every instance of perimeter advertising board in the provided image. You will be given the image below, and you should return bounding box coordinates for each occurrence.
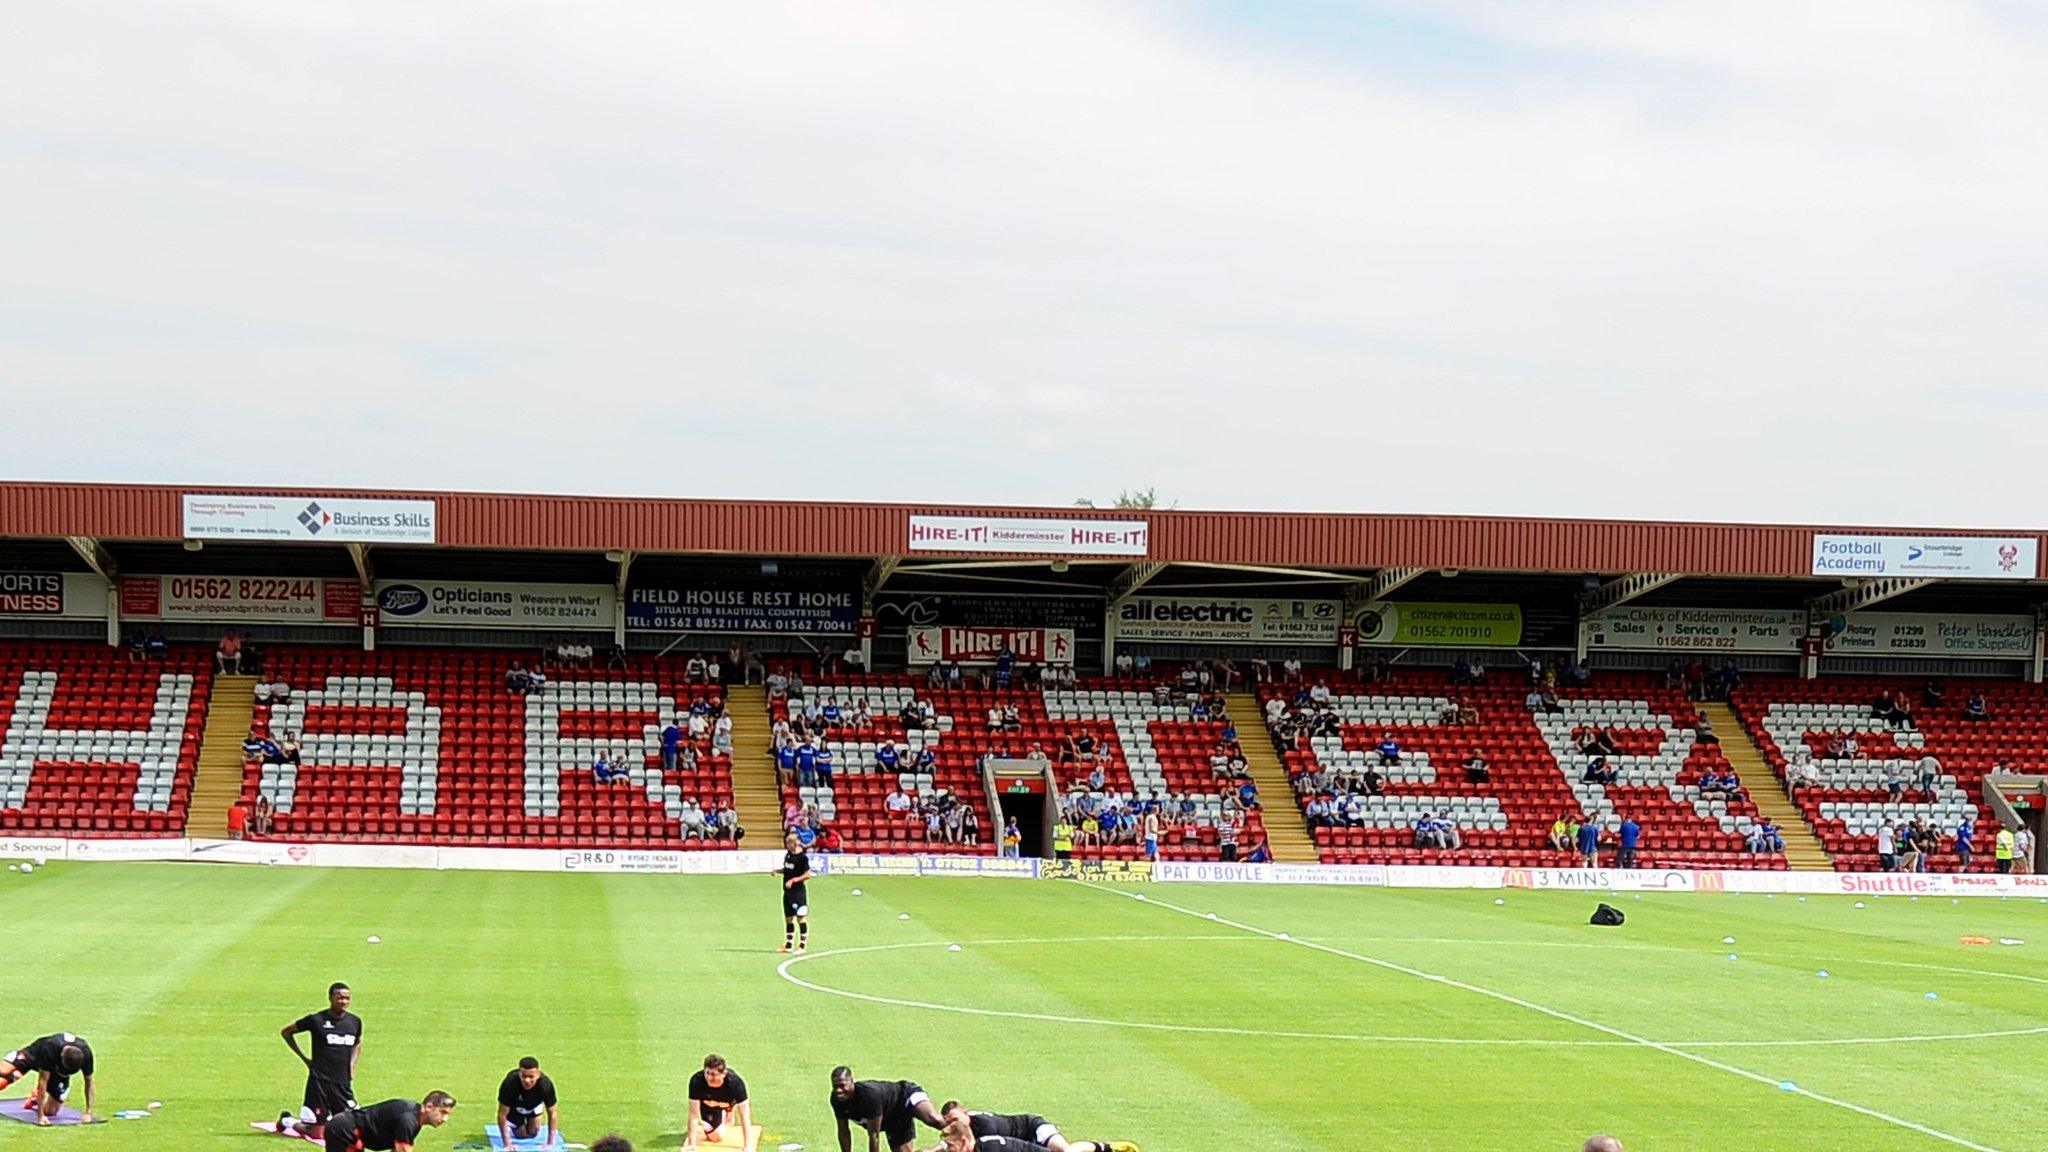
[119,576,360,624]
[1352,602,1522,647]
[906,626,1077,665]
[1585,606,1804,653]
[375,580,615,629]
[0,573,108,619]
[1824,612,2034,659]
[1811,534,2037,580]
[908,514,1149,556]
[626,584,858,633]
[1116,597,1342,645]
[182,494,437,544]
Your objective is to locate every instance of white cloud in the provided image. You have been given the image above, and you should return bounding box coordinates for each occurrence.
[1,1,2044,525]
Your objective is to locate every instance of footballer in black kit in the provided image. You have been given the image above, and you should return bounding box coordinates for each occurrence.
[830,1067,945,1152]
[687,1053,751,1144]
[780,833,814,953]
[0,1032,95,1125]
[280,982,363,1137]
[938,1101,1140,1152]
[497,1057,562,1147]
[322,1092,456,1152]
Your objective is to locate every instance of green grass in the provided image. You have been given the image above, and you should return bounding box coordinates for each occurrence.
[4,863,2048,1152]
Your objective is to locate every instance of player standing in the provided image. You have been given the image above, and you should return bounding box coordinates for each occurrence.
[0,1033,94,1125]
[685,1053,752,1146]
[279,982,363,1138]
[780,833,814,953]
[935,1102,1138,1152]
[322,1092,456,1152]
[497,1057,563,1148]
[831,1067,944,1152]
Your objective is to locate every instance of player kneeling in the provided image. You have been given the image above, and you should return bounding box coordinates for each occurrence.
[686,1054,752,1147]
[935,1102,1137,1152]
[324,1092,456,1152]
[498,1057,564,1148]
[0,1033,95,1126]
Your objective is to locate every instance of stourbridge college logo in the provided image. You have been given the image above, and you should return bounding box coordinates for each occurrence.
[297,502,328,536]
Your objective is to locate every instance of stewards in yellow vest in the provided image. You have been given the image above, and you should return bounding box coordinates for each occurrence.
[1995,827,2017,873]
[1052,820,1074,861]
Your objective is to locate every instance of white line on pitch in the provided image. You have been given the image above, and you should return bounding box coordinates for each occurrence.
[1083,885,2008,1152]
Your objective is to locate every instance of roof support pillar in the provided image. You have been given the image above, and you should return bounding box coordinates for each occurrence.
[66,537,118,646]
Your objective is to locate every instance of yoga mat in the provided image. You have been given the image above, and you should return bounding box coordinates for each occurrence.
[0,1099,99,1125]
[248,1120,322,1143]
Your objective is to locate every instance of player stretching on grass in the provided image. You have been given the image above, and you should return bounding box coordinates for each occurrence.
[935,1102,1139,1152]
[780,832,814,953]
[279,982,363,1139]
[686,1054,752,1147]
[497,1057,563,1148]
[831,1067,945,1152]
[0,1033,94,1125]
[322,1092,456,1152]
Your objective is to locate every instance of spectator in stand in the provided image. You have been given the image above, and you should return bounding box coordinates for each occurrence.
[217,630,244,674]
[1463,750,1490,784]
[1235,778,1259,811]
[819,697,843,730]
[766,668,789,701]
[1450,657,1474,686]
[705,654,723,686]
[875,741,900,774]
[2016,826,2035,873]
[717,805,745,842]
[241,727,271,765]
[999,703,1021,733]
[885,787,913,821]
[1527,656,1546,685]
[984,704,1003,733]
[662,719,684,772]
[1785,747,1820,793]
[1251,655,1271,684]
[1281,656,1302,683]
[1884,763,1904,800]
[1525,686,1560,715]
[592,750,623,786]
[1963,694,1991,722]
[1893,695,1916,731]
[814,742,835,789]
[794,739,819,788]
[1826,732,1859,758]
[1716,659,1739,698]
[526,664,549,695]
[1697,771,1737,800]
[1548,815,1575,853]
[1876,821,1899,871]
[228,800,248,840]
[1359,766,1386,797]
[686,653,708,684]
[275,730,301,765]
[1581,756,1617,786]
[1955,818,1975,871]
[914,745,936,775]
[1376,733,1402,766]
[712,712,734,755]
[1617,815,1641,868]
[607,644,629,671]
[254,675,291,705]
[1916,753,1942,802]
[742,644,765,685]
[507,663,533,694]
[1112,652,1134,677]
[1305,794,1336,830]
[678,800,709,840]
[1217,816,1241,862]
[252,794,275,837]
[992,646,1014,689]
[1691,712,1717,746]
[1663,660,1684,691]
[1576,819,1601,866]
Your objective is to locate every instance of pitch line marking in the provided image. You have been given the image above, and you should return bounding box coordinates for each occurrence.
[775,936,2048,1050]
[1081,885,2011,1152]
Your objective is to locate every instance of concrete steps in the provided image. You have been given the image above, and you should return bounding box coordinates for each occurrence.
[1223,691,1316,863]
[1702,702,1833,871]
[724,685,781,839]
[187,674,256,837]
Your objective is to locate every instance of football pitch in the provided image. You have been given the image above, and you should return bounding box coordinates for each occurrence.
[3,864,2047,1152]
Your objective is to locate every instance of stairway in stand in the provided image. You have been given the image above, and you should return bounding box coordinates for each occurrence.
[1701,702,1832,872]
[725,685,781,841]
[187,674,256,838]
[1223,691,1316,863]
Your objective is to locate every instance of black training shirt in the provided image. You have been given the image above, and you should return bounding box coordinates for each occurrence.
[18,1034,92,1076]
[832,1080,918,1127]
[338,1099,421,1151]
[968,1113,1037,1142]
[498,1071,557,1114]
[295,1010,363,1081]
[689,1069,748,1113]
[781,850,811,893]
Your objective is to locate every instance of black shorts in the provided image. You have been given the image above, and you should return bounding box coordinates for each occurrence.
[509,1108,545,1132]
[700,1106,728,1132]
[324,1120,363,1152]
[304,1073,356,1118]
[42,1073,72,1102]
[882,1086,931,1149]
[784,888,809,918]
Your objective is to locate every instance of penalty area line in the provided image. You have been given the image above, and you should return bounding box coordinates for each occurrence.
[1079,883,2006,1152]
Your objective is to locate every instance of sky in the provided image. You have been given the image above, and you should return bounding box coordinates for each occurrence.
[3,1,2045,526]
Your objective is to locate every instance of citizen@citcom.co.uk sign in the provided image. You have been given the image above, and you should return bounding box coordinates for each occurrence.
[183,494,437,544]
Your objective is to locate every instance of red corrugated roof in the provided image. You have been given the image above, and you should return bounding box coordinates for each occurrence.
[0,481,2039,579]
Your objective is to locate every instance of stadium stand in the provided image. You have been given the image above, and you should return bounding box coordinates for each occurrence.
[0,641,210,837]
[1731,676,2014,871]
[1261,672,1787,869]
[238,648,738,847]
[764,672,1262,858]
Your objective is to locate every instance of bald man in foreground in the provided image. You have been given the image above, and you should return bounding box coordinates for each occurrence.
[1583,1137,1623,1152]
